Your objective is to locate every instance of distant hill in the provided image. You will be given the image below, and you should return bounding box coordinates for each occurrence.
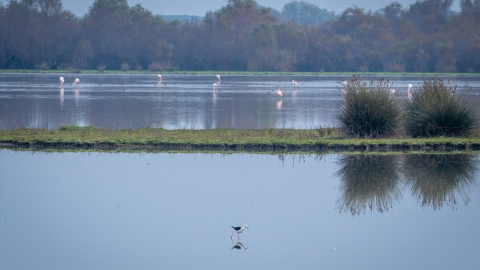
[160,15,204,22]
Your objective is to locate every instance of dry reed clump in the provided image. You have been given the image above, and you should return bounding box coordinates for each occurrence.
[404,76,478,137]
[337,75,401,138]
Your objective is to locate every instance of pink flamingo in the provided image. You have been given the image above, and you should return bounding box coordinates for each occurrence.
[59,76,64,87]
[292,80,298,86]
[276,88,283,98]
[72,78,80,85]
[157,74,162,82]
[216,74,221,82]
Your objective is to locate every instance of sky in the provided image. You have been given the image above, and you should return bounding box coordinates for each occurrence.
[53,0,460,17]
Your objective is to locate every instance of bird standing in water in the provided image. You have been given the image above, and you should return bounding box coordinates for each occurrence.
[276,88,283,98]
[407,84,413,101]
[231,224,249,241]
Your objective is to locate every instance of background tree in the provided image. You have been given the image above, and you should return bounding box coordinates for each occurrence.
[281,0,336,25]
[0,0,478,72]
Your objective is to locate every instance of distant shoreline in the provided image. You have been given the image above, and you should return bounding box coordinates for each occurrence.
[1,70,479,77]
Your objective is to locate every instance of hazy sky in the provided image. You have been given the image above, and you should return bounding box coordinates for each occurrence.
[54,0,460,17]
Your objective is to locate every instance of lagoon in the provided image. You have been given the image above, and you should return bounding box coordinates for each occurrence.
[1,73,479,130]
[1,150,479,269]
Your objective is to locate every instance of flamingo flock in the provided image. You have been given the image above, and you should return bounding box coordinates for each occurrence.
[58,76,79,86]
[56,74,414,106]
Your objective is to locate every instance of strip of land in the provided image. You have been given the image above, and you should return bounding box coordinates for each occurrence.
[1,126,479,154]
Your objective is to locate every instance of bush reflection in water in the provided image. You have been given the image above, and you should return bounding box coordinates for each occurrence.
[404,154,478,210]
[335,154,479,215]
[335,155,402,215]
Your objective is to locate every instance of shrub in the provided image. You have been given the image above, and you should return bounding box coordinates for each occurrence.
[120,62,130,71]
[404,76,478,137]
[148,61,177,71]
[337,76,401,138]
[96,63,106,71]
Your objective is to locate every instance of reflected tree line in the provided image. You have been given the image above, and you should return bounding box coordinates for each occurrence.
[0,0,479,72]
[335,154,479,215]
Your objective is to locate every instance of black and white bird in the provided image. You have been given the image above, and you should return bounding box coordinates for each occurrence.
[231,224,249,240]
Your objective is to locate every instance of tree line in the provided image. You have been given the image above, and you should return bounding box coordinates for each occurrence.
[0,0,479,72]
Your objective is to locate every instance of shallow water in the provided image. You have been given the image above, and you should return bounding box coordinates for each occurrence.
[1,73,479,130]
[1,150,479,269]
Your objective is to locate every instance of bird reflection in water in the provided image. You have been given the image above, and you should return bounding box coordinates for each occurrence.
[60,86,64,106]
[292,89,297,104]
[213,83,218,105]
[276,99,282,110]
[231,241,248,252]
[73,84,80,106]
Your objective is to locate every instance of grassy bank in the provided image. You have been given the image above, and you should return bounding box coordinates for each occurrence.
[1,126,480,154]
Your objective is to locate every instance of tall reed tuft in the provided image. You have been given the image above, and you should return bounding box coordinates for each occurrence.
[404,76,478,137]
[337,75,401,138]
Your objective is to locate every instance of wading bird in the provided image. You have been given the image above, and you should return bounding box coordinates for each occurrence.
[276,88,283,98]
[292,80,298,86]
[72,78,80,85]
[216,74,221,82]
[231,225,249,241]
[407,84,413,101]
[157,74,162,82]
[59,77,64,87]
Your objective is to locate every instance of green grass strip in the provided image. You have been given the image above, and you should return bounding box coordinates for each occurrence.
[1,126,480,154]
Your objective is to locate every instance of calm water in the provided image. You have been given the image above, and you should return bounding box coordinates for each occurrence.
[1,150,479,270]
[1,73,479,130]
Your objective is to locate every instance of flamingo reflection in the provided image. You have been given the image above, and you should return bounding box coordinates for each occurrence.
[276,99,283,110]
[213,83,217,104]
[60,86,64,106]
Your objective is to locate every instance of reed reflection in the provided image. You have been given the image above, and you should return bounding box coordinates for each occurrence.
[403,154,479,210]
[335,155,402,215]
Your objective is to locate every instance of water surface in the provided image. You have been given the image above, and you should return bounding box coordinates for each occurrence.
[1,73,479,130]
[1,150,479,269]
